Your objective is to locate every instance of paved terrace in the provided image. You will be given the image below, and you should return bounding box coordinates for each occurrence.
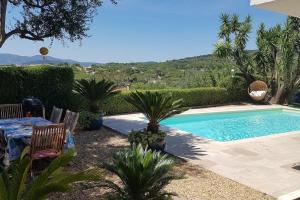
[104,104,300,199]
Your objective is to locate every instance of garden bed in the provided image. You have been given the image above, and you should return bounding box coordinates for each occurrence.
[49,127,273,200]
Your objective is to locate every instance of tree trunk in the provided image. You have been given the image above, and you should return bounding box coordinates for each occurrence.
[270,68,278,96]
[0,0,7,47]
[273,85,291,105]
[147,121,159,133]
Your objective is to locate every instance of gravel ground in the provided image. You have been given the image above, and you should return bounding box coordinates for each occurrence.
[49,127,274,200]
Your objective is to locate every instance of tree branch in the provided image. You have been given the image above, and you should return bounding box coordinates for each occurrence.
[20,0,51,8]
[2,28,54,46]
[7,0,20,5]
[0,0,115,47]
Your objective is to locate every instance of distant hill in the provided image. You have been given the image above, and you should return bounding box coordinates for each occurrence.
[73,53,237,90]
[0,53,99,66]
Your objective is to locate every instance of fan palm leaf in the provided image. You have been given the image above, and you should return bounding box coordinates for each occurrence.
[125,91,183,133]
[103,144,182,200]
[74,79,119,112]
[0,149,102,200]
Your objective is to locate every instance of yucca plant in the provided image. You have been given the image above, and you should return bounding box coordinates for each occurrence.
[125,91,183,133]
[74,79,119,113]
[0,149,102,200]
[103,144,182,200]
[214,13,256,84]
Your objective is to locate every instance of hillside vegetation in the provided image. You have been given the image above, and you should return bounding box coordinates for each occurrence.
[73,54,236,90]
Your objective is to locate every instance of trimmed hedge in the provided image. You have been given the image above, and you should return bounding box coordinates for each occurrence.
[0,66,248,116]
[0,66,75,113]
[102,87,237,115]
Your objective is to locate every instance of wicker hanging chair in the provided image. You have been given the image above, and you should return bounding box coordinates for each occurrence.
[248,81,268,101]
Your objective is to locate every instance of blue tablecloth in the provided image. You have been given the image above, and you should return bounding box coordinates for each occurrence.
[0,117,75,162]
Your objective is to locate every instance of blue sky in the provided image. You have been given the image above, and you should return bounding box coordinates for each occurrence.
[0,0,286,63]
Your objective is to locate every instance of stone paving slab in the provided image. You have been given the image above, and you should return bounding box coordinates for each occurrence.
[104,104,300,198]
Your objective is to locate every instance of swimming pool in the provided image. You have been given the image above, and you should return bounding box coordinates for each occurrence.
[160,109,300,142]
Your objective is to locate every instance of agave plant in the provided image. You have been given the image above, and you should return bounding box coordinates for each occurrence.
[74,79,119,113]
[125,91,183,133]
[0,149,102,200]
[103,144,182,200]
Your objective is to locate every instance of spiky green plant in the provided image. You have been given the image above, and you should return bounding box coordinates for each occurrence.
[74,79,119,113]
[0,149,102,200]
[214,13,255,84]
[103,144,182,200]
[277,17,300,104]
[125,91,183,133]
[255,23,282,96]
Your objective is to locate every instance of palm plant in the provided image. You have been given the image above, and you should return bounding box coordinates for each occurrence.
[255,23,282,96]
[214,13,256,84]
[125,91,183,133]
[256,17,300,104]
[277,17,300,104]
[103,144,182,200]
[74,79,119,113]
[0,149,102,200]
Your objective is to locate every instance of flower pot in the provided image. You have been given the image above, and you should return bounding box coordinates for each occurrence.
[88,113,104,130]
[148,139,166,152]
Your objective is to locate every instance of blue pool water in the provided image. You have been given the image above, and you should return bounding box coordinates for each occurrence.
[160,109,300,142]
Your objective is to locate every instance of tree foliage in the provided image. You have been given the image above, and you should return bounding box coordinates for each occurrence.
[71,55,234,90]
[214,13,255,84]
[277,17,300,103]
[215,13,300,104]
[255,23,281,95]
[0,0,117,47]
[253,17,300,103]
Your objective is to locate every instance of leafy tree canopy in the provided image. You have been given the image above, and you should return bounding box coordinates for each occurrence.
[0,0,117,47]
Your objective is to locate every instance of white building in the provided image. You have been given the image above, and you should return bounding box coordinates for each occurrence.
[251,0,300,18]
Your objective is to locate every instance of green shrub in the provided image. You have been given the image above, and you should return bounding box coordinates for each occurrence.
[219,76,250,102]
[79,111,100,129]
[102,87,238,115]
[0,66,75,113]
[128,130,166,148]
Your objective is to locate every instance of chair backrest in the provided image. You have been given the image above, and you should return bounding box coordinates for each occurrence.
[0,104,23,119]
[63,110,79,133]
[0,129,6,154]
[49,106,63,123]
[30,123,66,156]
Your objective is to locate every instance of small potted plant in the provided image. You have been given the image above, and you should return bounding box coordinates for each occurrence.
[74,78,119,130]
[78,111,101,130]
[126,91,183,151]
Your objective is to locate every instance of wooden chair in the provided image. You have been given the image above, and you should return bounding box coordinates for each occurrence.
[0,129,6,160]
[63,110,79,133]
[30,123,66,175]
[49,106,63,123]
[0,104,23,119]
